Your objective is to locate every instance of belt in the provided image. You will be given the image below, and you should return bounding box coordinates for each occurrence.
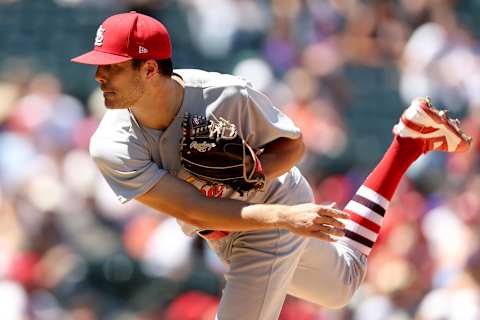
[197,230,230,240]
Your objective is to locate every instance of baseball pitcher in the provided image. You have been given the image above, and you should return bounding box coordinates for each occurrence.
[71,12,471,320]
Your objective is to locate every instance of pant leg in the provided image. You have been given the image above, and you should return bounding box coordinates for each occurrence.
[213,228,309,320]
[287,239,367,309]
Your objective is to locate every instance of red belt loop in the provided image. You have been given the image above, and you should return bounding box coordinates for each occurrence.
[197,230,230,240]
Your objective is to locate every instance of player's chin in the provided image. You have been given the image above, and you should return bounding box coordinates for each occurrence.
[104,98,128,109]
[104,102,118,109]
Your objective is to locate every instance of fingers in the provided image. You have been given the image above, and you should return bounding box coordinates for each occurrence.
[315,205,350,220]
[327,202,337,208]
[314,215,345,229]
[285,203,351,242]
[310,224,345,237]
[311,204,348,241]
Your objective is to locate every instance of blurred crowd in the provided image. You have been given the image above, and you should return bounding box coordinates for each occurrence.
[0,0,480,319]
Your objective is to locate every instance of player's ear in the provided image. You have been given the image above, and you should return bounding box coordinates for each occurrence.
[143,59,159,79]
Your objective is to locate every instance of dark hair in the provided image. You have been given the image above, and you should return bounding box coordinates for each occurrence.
[132,58,173,76]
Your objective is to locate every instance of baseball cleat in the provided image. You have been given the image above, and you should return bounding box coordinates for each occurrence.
[393,97,472,153]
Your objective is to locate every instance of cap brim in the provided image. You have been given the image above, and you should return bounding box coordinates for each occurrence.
[71,50,132,65]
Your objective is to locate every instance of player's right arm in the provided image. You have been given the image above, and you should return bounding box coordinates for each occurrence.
[135,174,348,241]
[89,111,346,241]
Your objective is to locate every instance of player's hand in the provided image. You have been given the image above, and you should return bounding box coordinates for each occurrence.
[278,203,349,241]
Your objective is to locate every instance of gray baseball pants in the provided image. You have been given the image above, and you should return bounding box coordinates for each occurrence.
[208,228,367,320]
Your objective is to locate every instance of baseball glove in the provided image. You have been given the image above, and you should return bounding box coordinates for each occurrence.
[179,112,265,195]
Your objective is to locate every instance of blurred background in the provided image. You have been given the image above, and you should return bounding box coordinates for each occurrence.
[0,0,479,319]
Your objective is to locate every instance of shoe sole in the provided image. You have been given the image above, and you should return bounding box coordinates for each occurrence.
[401,98,472,152]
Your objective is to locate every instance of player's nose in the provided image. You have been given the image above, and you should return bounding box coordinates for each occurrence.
[95,66,107,84]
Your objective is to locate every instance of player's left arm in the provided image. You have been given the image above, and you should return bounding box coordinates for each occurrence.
[204,81,306,183]
[238,85,306,181]
[256,135,305,180]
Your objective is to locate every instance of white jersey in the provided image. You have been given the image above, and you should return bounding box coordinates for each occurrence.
[89,69,314,235]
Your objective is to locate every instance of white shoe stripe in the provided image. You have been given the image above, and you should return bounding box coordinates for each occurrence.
[406,100,433,125]
[396,122,461,151]
[357,185,389,209]
[345,201,384,225]
[395,101,465,152]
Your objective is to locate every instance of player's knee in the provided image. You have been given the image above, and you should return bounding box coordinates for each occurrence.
[300,269,364,309]
[321,286,357,309]
[321,258,366,308]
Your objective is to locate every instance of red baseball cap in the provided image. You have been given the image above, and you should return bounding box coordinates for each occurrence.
[71,11,172,65]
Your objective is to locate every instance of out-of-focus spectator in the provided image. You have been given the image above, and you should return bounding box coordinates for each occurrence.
[164,291,219,320]
[416,247,480,320]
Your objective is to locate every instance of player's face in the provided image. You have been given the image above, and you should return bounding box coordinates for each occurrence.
[95,61,145,109]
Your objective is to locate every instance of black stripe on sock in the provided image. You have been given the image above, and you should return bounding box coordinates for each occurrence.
[345,230,374,248]
[353,194,386,217]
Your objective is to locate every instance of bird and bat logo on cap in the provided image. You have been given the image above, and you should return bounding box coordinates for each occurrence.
[93,24,149,54]
[94,25,106,46]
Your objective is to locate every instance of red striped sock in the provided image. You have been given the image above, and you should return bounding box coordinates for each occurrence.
[341,137,423,255]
